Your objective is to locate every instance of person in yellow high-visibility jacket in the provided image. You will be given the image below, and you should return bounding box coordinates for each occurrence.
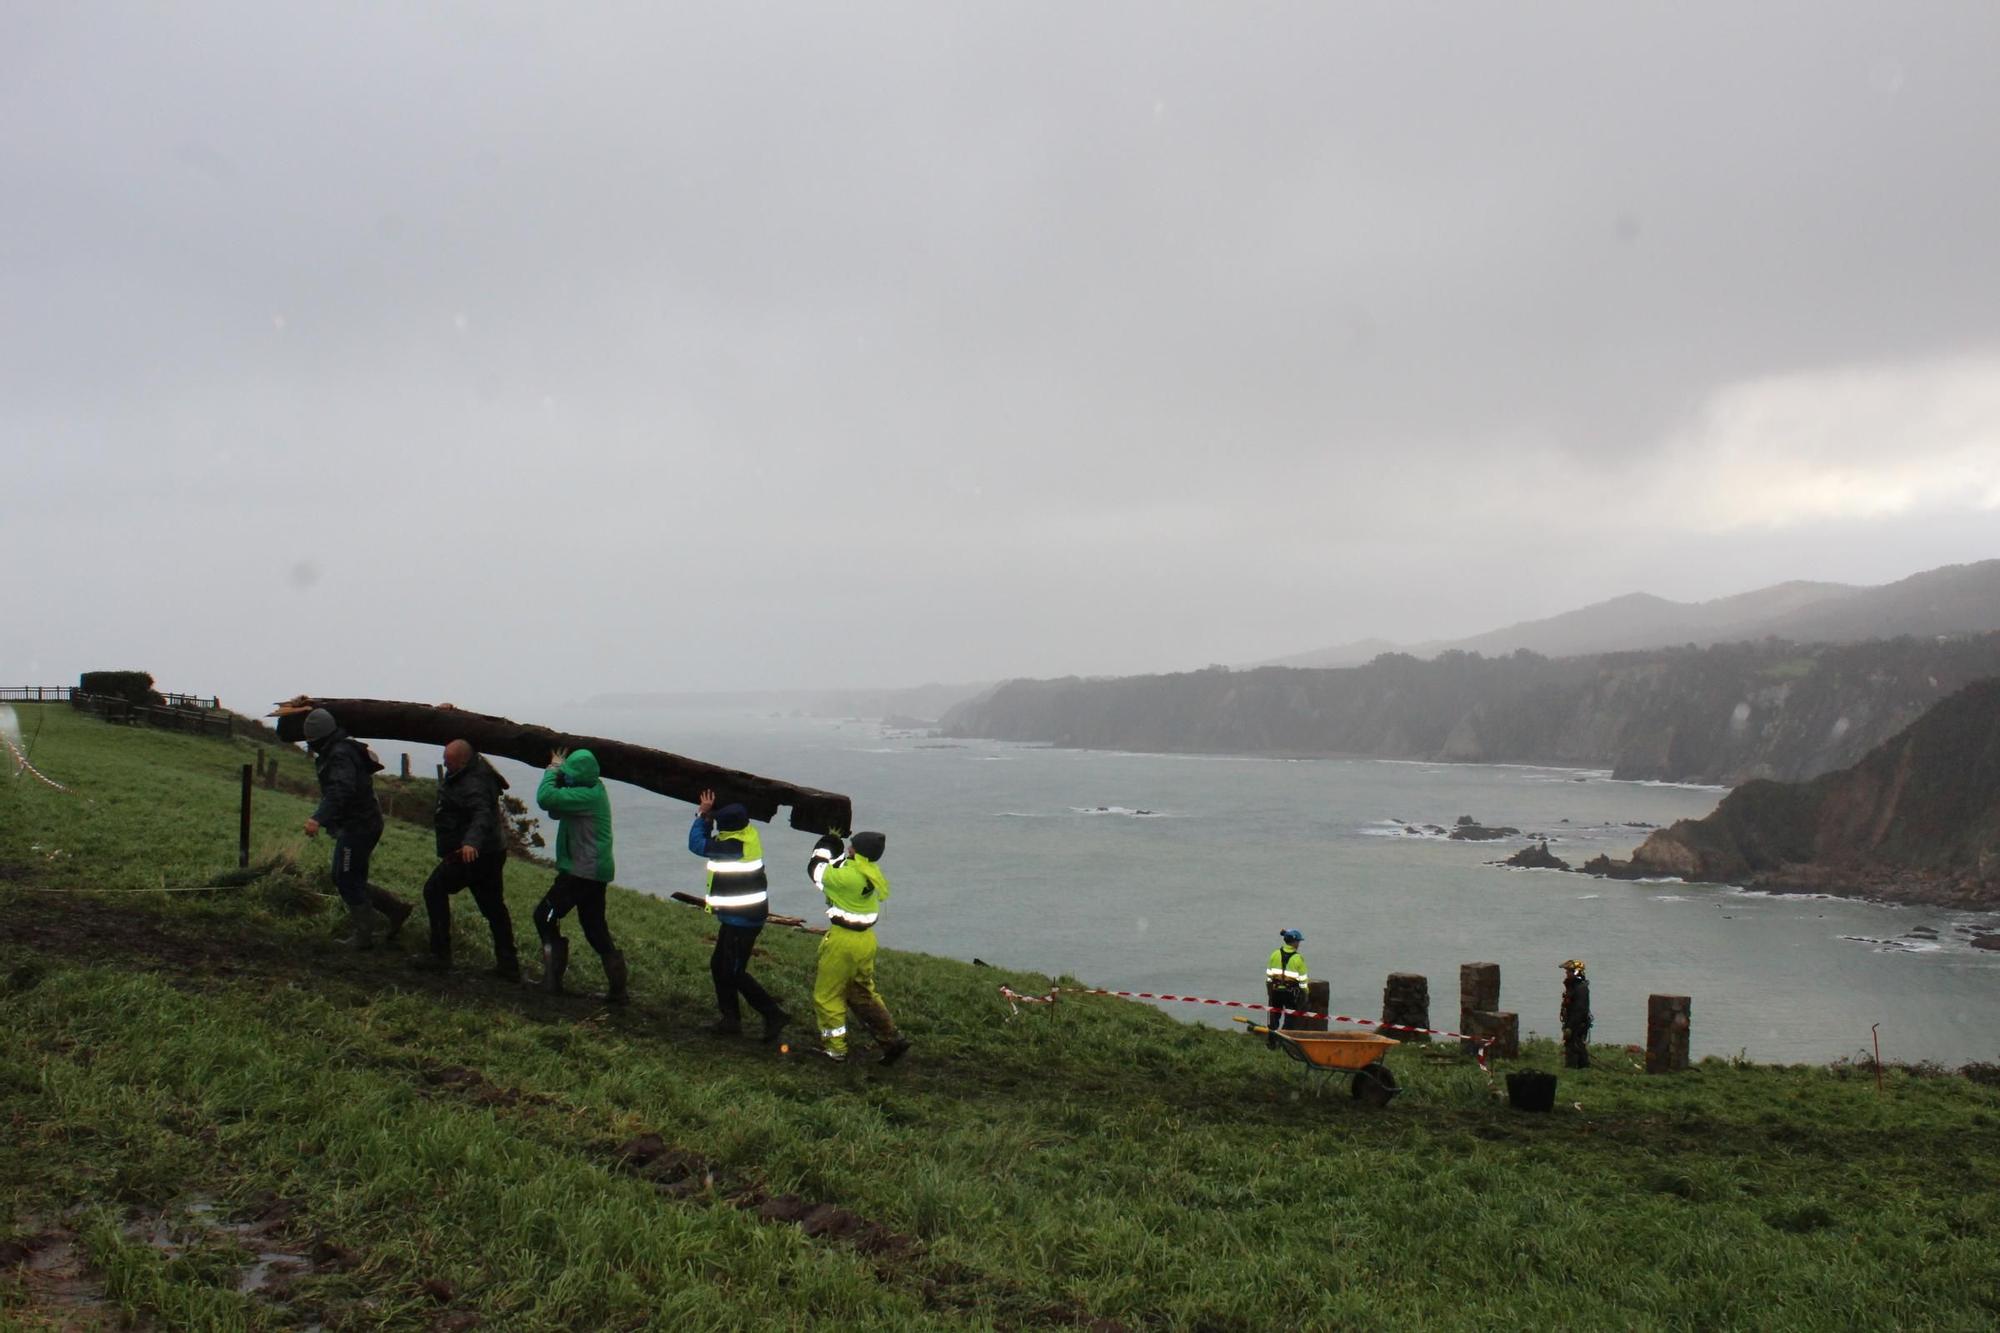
[806,830,910,1065]
[1264,928,1308,1049]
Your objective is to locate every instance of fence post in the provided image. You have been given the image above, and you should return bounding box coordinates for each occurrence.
[1382,972,1431,1041]
[1460,962,1500,1053]
[1647,995,1692,1073]
[400,752,411,779]
[1296,980,1330,1032]
[239,764,253,868]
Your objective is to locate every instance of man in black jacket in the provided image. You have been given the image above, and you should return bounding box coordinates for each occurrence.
[415,740,521,979]
[1560,959,1592,1069]
[302,707,412,949]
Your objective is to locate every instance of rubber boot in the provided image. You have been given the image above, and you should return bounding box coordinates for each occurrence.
[342,900,383,951]
[541,937,569,994]
[411,942,452,974]
[490,924,521,982]
[878,1036,912,1066]
[760,1009,790,1045]
[602,949,629,1005]
[367,886,413,943]
[708,1013,744,1037]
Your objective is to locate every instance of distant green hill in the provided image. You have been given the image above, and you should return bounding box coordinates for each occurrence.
[3,703,1997,1329]
[947,633,2000,785]
[1265,558,2000,667]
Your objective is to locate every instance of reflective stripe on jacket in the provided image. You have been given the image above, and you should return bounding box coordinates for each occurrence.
[705,825,769,913]
[1265,947,1308,984]
[813,850,889,927]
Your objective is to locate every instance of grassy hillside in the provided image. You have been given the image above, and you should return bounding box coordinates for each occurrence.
[3,704,1998,1330]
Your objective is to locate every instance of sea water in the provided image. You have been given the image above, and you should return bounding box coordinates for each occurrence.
[520,706,1999,1066]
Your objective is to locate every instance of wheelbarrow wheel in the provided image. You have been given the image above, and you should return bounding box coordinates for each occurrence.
[1350,1061,1400,1107]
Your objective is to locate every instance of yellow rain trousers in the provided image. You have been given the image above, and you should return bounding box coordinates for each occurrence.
[814,926,900,1057]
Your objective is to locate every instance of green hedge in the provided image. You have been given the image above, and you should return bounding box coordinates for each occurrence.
[78,670,164,707]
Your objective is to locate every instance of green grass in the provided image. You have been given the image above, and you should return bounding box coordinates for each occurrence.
[1759,657,1820,682]
[3,702,1998,1330]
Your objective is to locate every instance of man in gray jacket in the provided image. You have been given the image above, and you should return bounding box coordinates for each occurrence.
[415,740,520,979]
[301,707,412,949]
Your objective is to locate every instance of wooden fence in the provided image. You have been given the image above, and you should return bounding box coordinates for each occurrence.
[2,686,243,740]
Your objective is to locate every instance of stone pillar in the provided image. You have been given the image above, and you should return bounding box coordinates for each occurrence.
[1460,962,1500,1049]
[1381,972,1431,1041]
[1646,995,1691,1074]
[1468,1011,1519,1060]
[1295,980,1330,1032]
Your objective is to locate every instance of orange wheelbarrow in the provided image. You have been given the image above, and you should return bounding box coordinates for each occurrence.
[1236,1018,1402,1106]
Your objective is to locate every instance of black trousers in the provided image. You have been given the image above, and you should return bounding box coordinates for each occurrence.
[533,874,615,956]
[1563,1027,1591,1069]
[329,820,384,907]
[711,921,780,1021]
[423,853,515,963]
[1267,982,1304,1034]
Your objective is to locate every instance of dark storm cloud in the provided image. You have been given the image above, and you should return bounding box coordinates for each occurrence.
[3,2,1998,705]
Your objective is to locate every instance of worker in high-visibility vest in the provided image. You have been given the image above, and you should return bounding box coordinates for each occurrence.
[689,788,788,1042]
[806,830,910,1065]
[1264,928,1309,1049]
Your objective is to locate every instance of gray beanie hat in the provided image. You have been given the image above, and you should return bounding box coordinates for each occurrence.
[302,708,336,742]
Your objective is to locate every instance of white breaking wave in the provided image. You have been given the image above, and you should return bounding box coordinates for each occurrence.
[1841,935,1946,954]
[1360,819,1451,839]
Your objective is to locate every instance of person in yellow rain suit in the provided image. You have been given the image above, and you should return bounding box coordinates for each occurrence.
[805,831,911,1065]
[1264,928,1309,1049]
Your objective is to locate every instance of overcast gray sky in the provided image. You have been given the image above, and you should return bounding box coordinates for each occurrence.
[5,2,1998,713]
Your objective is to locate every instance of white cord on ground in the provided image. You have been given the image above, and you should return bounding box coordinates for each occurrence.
[2,707,71,793]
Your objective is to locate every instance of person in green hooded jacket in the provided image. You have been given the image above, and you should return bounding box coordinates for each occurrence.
[532,747,627,1002]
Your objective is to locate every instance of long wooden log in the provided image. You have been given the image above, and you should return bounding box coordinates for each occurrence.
[667,890,825,935]
[270,697,851,834]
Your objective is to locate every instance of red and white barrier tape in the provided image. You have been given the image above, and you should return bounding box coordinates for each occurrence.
[999,983,1499,1072]
[2,733,70,793]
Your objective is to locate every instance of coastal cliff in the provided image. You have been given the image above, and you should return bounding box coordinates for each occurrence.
[944,633,2000,785]
[1582,679,2000,907]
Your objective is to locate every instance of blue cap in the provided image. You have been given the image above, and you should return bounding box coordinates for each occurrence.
[714,804,749,831]
[1279,928,1304,944]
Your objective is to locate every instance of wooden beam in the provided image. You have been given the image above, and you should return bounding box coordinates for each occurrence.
[270,697,852,835]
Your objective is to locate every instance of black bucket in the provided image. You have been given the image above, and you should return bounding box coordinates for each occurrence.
[1506,1071,1558,1113]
